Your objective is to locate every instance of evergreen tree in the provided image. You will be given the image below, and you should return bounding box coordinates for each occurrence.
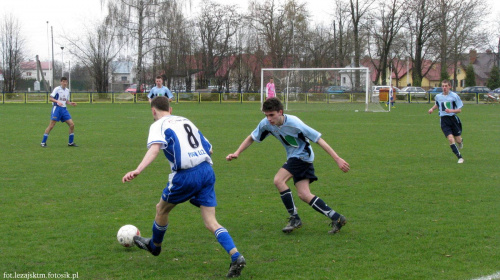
[487,66,500,90]
[465,64,476,87]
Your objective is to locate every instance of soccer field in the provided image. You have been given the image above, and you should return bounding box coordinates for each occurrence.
[0,102,499,279]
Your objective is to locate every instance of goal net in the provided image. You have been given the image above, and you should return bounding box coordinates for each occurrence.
[260,67,387,112]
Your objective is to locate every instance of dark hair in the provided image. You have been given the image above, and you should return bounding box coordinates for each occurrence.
[441,79,450,85]
[60,77,68,81]
[262,97,283,112]
[151,96,170,111]
[155,75,163,80]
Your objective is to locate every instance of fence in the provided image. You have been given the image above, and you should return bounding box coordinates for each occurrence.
[0,91,491,104]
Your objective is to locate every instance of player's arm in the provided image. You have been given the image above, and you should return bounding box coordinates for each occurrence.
[226,135,254,161]
[122,143,161,182]
[428,101,438,114]
[316,138,350,173]
[49,96,63,106]
[445,108,461,114]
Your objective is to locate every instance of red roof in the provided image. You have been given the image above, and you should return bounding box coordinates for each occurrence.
[20,61,51,70]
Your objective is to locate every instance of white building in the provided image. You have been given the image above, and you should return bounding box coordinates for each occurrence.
[20,60,53,88]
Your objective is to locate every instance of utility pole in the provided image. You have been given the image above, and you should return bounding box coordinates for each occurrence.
[61,46,64,77]
[51,26,55,89]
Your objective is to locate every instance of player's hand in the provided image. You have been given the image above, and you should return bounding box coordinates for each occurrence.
[70,102,77,106]
[122,170,140,183]
[445,109,451,113]
[226,153,238,161]
[428,108,433,114]
[336,158,350,173]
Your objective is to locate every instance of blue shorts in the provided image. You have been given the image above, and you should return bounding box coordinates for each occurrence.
[282,157,318,184]
[50,106,72,122]
[440,115,462,137]
[161,162,217,207]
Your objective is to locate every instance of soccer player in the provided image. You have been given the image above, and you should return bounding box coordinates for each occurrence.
[148,75,173,102]
[428,79,464,163]
[122,96,245,277]
[40,77,78,147]
[266,78,276,99]
[226,97,350,234]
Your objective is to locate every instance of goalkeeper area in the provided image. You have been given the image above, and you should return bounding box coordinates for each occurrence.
[260,67,386,112]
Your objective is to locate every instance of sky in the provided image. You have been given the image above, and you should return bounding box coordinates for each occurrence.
[2,0,500,63]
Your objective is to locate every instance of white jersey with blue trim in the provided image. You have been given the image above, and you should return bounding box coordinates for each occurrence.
[147,115,213,172]
[434,91,463,117]
[148,86,173,99]
[251,114,321,162]
[50,86,70,107]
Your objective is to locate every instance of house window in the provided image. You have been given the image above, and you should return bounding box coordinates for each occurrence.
[26,72,32,76]
[460,80,465,87]
[342,77,346,84]
[43,72,46,76]
[458,69,461,74]
[121,76,127,81]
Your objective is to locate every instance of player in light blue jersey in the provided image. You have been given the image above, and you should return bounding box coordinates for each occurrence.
[428,80,464,163]
[226,98,350,234]
[122,96,245,277]
[148,75,173,102]
[40,77,78,147]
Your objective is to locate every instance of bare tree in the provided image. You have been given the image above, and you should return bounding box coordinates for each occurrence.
[367,0,406,85]
[0,14,25,93]
[196,0,240,90]
[66,20,122,93]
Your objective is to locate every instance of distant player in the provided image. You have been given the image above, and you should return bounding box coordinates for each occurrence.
[148,75,173,102]
[122,96,245,277]
[226,97,350,234]
[428,79,464,163]
[40,77,78,147]
[266,78,276,99]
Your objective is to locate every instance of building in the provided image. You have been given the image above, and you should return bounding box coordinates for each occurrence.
[20,60,53,86]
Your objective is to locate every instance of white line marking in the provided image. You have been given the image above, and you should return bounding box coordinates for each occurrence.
[471,271,500,280]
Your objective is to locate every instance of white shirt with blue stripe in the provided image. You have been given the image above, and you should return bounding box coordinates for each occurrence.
[147,115,213,172]
[50,86,70,107]
[251,114,321,162]
[434,91,463,117]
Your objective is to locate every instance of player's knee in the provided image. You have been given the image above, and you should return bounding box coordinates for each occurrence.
[297,191,313,202]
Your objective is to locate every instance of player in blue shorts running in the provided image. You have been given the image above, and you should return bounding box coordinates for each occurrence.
[428,79,464,163]
[226,98,350,234]
[40,77,78,147]
[148,75,173,102]
[122,96,245,278]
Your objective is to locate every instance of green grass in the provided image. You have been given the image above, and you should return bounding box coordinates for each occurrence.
[0,102,499,279]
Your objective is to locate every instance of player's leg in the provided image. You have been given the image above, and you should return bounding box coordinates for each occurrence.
[274,168,302,233]
[441,118,462,161]
[295,179,347,234]
[41,120,57,146]
[64,118,77,146]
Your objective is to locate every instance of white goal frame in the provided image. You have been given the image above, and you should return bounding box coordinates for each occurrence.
[260,67,372,111]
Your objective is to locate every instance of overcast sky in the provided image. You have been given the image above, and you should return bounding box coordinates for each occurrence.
[2,0,500,63]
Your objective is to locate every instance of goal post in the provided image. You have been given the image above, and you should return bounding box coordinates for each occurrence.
[260,67,387,112]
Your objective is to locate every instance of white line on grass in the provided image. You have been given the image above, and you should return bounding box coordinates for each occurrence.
[471,271,500,280]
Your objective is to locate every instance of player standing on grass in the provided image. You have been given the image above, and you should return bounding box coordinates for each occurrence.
[148,75,173,102]
[428,79,464,163]
[266,78,276,99]
[122,96,245,278]
[226,97,350,234]
[40,77,78,147]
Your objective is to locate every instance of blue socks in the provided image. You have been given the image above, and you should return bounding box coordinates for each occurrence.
[215,227,240,262]
[151,221,168,249]
[309,196,340,220]
[42,134,48,144]
[69,133,74,144]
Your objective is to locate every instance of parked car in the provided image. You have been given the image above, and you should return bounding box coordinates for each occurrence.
[307,85,328,93]
[428,87,443,94]
[484,87,500,102]
[282,87,302,93]
[399,86,427,99]
[460,86,491,101]
[125,84,148,94]
[326,86,349,94]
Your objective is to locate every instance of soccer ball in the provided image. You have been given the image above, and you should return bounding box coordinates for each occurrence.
[117,225,140,247]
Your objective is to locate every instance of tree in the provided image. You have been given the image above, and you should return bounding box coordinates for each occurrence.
[66,20,122,93]
[464,64,475,87]
[0,14,25,93]
[487,65,500,90]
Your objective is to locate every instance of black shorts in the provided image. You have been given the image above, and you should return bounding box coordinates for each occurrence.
[282,157,318,184]
[440,115,462,137]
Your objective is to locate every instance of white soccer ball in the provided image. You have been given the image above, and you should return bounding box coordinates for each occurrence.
[117,224,140,247]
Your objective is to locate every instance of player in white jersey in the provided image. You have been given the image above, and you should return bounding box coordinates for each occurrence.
[148,75,173,102]
[40,77,78,147]
[122,96,245,277]
[226,98,350,234]
[428,79,464,163]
